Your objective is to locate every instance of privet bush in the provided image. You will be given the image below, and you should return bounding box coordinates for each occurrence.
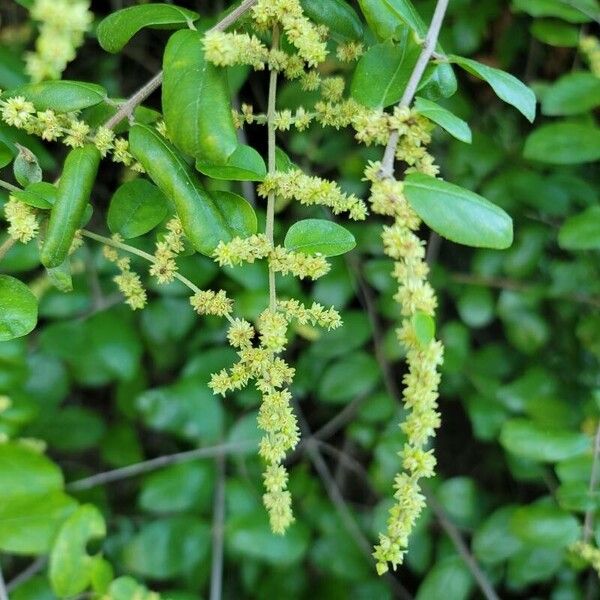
[0,0,599,598]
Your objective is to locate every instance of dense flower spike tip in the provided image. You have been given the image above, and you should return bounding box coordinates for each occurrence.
[26,0,93,81]
[190,290,234,318]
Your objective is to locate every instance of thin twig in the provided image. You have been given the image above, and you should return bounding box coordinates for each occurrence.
[425,492,500,600]
[0,563,8,600]
[209,450,227,600]
[380,0,450,179]
[103,0,258,130]
[66,441,253,492]
[6,558,47,593]
[265,25,280,311]
[584,422,600,543]
[0,237,15,262]
[0,179,20,194]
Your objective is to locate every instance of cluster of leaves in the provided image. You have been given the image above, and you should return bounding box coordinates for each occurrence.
[0,0,598,598]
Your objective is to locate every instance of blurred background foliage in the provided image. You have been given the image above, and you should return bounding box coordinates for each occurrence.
[0,0,600,598]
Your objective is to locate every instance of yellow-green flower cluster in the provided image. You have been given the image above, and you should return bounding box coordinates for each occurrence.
[336,41,365,62]
[278,299,342,330]
[149,217,184,284]
[580,35,600,77]
[190,289,234,318]
[571,541,600,575]
[0,97,140,170]
[103,239,147,311]
[259,169,368,220]
[204,31,270,71]
[26,0,93,82]
[4,197,39,243]
[213,233,331,280]
[364,165,444,575]
[252,0,328,67]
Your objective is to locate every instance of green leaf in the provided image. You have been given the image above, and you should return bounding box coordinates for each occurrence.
[457,286,495,328]
[524,121,600,164]
[300,0,364,41]
[473,506,524,565]
[122,516,210,580]
[542,72,600,115]
[512,0,598,23]
[196,144,267,182]
[500,418,590,462]
[318,352,381,404]
[13,182,57,210]
[510,502,581,547]
[414,96,472,143]
[0,491,78,555]
[0,442,64,501]
[531,19,580,47]
[97,3,199,53]
[212,191,258,238]
[450,55,536,122]
[138,462,214,514]
[351,36,423,108]
[49,505,106,597]
[558,206,600,251]
[358,0,428,39]
[415,556,473,600]
[227,512,310,566]
[129,123,257,255]
[0,141,12,168]
[404,173,513,249]
[412,311,435,347]
[4,81,107,112]
[107,179,169,239]
[0,275,38,341]
[13,144,42,187]
[47,260,73,293]
[163,29,238,164]
[284,219,356,257]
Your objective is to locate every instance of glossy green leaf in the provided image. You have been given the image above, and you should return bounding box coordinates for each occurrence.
[500,418,590,462]
[300,0,364,41]
[107,179,169,239]
[227,512,310,566]
[13,181,57,210]
[284,219,356,257]
[414,96,472,143]
[122,516,210,580]
[404,173,513,249]
[163,29,238,164]
[13,144,42,187]
[512,0,598,23]
[473,506,524,565]
[318,352,380,403]
[542,72,600,115]
[412,311,435,347]
[196,144,267,182]
[351,36,423,108]
[129,124,256,255]
[524,122,600,164]
[0,443,63,501]
[49,505,106,597]
[450,55,536,122]
[0,275,38,341]
[415,556,473,600]
[531,20,580,47]
[558,206,600,250]
[358,0,427,39]
[0,491,78,555]
[4,81,107,112]
[139,462,214,514]
[0,141,12,168]
[510,502,581,547]
[97,3,199,53]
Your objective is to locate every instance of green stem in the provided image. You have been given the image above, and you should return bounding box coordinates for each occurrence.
[0,179,21,193]
[0,237,15,262]
[265,25,280,311]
